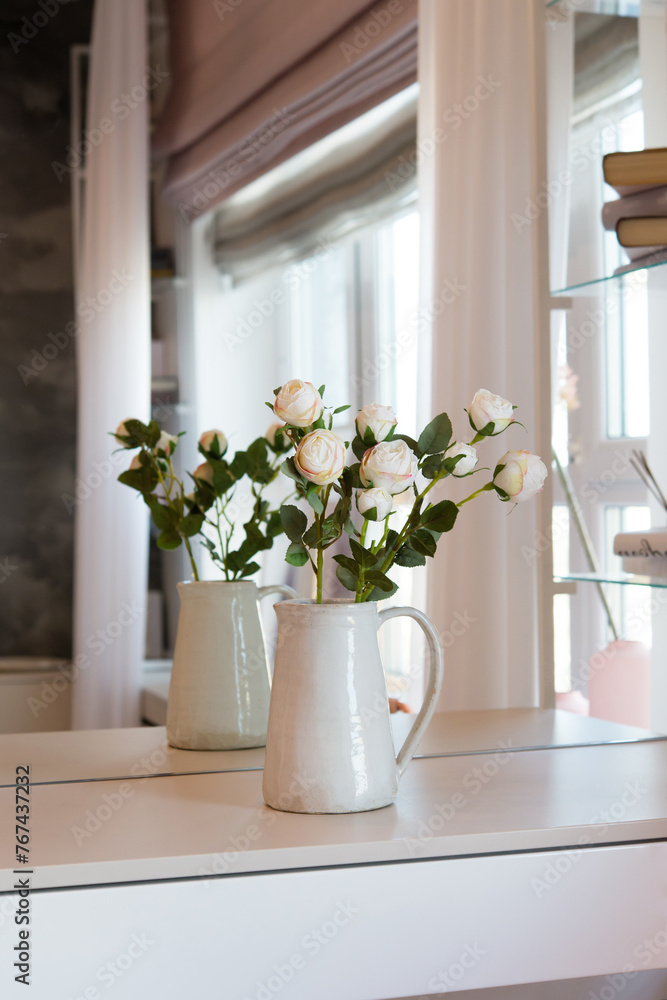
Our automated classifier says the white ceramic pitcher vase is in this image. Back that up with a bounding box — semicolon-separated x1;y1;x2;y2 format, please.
262;599;444;813
166;580;296;751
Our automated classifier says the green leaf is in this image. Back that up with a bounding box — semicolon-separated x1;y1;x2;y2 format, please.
417;413;452;456
286;540;309;567
318;384;325;397
344;517;356;536
118;463;158;495
178;513;204;537
350;538;377;568
333;404;351;414
336;564;358;592
156;528;182;550
345;463;363;489
245;438;274;485
229;451;249;480
265;511;283;538
333;554;360;578
421;454;444;480
306;486;324;515
281;457;308;487
351;436;368;461
239;562;261;578
211;461;235;495
364;580;399;603
410;528;438;558
420;499;459;534
362;425;376;445
273;386;282;396
145;496;179;531
394;543;426;567
280;504;308;543
365;570;394;592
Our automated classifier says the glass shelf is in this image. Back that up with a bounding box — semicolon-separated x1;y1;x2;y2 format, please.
556;572;667;589
551;257;667;297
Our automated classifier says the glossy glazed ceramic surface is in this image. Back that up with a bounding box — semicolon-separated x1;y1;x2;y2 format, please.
262;599;444;813
166;580;296;751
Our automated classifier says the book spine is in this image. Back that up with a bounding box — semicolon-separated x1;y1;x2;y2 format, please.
614;531;667;557
601;185;667;230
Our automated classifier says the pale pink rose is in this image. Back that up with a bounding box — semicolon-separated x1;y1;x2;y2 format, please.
294;429;346;486
469;389;514;434
494;450;547;502
356;403;397;443
356;487;393;520
198;429;227;457
446;441;478;477
360;440;418;495
274;379;323;428
193;462;215;486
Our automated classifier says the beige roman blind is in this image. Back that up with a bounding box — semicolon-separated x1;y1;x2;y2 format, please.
153;0;417;220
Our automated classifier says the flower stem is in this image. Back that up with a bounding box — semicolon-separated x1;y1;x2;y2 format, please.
152;450;199;581
457;482;495;507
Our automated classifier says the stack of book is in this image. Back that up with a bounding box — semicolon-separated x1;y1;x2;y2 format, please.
602;147;667;271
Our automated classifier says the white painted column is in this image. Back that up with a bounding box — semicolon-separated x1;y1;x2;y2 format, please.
418;0;553;710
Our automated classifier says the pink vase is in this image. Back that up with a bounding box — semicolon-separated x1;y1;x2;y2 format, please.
587;640;651;729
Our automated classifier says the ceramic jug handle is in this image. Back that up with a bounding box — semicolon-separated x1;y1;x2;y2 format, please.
258;584;299;602
378;605;444;777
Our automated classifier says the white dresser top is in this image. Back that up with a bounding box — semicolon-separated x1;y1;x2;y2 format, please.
0;716;665;892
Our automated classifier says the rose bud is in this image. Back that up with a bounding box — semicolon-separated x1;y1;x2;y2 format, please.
355;403;397;444
360;439;418;495
129;454;143;471
265;422;290;452
446;441;478;477
294;429;346;486
115;419;136;448
274;379;323;428
153;431;178;458
469;389;515;434
199;429;227;458
192;462;215;486
356;487;393;521
494;450;547;502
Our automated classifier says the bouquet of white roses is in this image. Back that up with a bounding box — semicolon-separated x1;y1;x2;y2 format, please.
269;380;547;603
113;418;289;581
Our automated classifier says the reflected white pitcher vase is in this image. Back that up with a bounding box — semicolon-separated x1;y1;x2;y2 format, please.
166;580;296;751
263;599;444;814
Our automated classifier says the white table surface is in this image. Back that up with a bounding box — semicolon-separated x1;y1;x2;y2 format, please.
1;736;666;892
0;709;660;787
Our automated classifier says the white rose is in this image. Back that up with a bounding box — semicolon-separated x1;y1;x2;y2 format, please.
360;439;418;495
193;462;214;486
294;429;346;486
199;429;227;457
494;450;547;502
469;389;514;434
115;419;135;447
446;441;478;477
274;379;323;428
356;487;393;521
153;431;178;457
356;403;397;443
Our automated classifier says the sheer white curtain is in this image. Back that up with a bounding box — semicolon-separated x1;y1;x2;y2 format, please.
418;0;553;710
72;0;151;728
